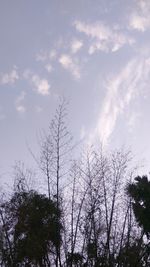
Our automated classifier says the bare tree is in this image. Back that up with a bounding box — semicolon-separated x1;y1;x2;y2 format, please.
39;98;73;266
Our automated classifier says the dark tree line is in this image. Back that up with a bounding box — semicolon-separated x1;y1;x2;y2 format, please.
0;101;149;266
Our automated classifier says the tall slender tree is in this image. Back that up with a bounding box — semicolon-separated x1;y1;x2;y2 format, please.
40;98;73;266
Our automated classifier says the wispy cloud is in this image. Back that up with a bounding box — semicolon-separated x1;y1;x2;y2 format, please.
71;39;83;54
129;0;150;32
15;91;26;113
31;75;50;95
90;56;150;145
74;20;134;54
0;68;19;85
21;69;51;96
36;49;57;62
59;54;80;79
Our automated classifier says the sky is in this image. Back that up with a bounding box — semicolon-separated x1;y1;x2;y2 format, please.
0;0;150;185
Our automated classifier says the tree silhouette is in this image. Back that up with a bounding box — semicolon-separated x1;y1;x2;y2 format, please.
0;102;150;266
127;175;150;238
1;190;62;266
39;98;73;266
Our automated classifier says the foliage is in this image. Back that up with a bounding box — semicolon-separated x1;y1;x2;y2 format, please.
0;190;62;266
127;175;150;238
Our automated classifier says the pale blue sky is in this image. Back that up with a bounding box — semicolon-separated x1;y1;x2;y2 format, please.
0;0;150;183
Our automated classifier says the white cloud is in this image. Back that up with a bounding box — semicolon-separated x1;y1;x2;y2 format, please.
74;20;134;54
71;39;83;53
129;0;150;31
59;54;80;79
59;54;71;68
15;91;26;113
0;68;19;85
23;70;50;96
90;56;150;145
75;20;110;40
31;75;50;95
130;14;149;32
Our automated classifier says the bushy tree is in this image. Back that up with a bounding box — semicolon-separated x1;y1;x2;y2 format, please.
0;190;62;266
127;175;150;238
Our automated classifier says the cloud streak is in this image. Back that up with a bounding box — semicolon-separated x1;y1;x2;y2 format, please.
74;20;134;54
90;55;150;145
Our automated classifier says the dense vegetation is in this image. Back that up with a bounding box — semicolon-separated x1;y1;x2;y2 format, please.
0;101;149;266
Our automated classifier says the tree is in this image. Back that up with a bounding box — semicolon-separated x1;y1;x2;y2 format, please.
39;98;73;266
67;148;135;267
127;175;150;238
1;100;150;266
0;190;62;266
